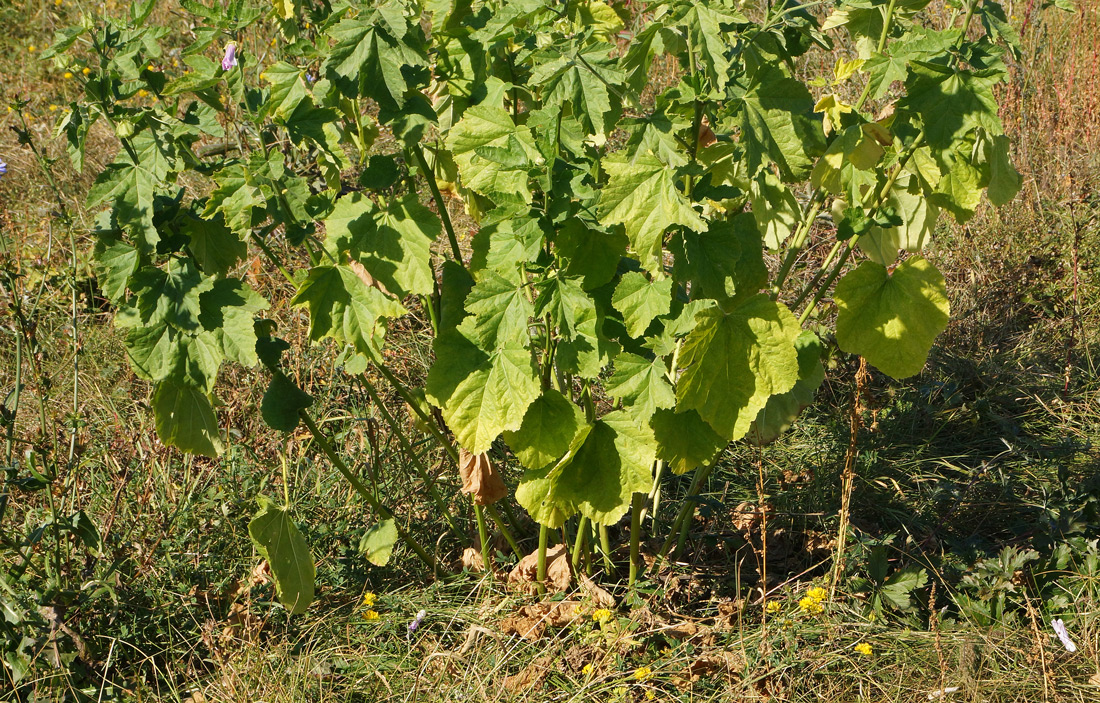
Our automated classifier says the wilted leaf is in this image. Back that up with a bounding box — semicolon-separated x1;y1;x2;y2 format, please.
508;544;572;593
458;449;508;505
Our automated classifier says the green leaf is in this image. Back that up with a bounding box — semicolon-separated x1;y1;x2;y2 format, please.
198;278;269;368
900;62;1003;150
446;104;541;203
605;353;675;420
881;567;928;611
426;317;541;453
982;133;1021;207
153;381;224;457
261;61;311;119
359;518;399;567
612;272;672;338
857;174;938;266
203;165;263;237
528;42;624;137
291;265;408;356
504;389;585;470
464;271;534;348
750;171;802;250
598;152;705;272
183;212;246;277
516;409;657;528
88;127;177;246
92;226;139;302
324;192;438;298
671;213;768;303
747;330;825;445
322;8;427;109
649;408;727;475
470;214;545;281
676;295;801;441
730;64;824;181
556;220;628;291
248;495;316;615
834;257;950;379
262;371;313;432
127;260;208;331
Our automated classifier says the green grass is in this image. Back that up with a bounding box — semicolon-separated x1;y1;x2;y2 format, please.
3;1;1100;701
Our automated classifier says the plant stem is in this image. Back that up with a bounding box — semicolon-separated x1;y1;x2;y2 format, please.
473;501;492;573
412;144;464;266
656;462;715;563
536;523;549;594
358;374;466;541
571;515;589;572
771;192;825;296
298;410;444;576
853;0;900;111
485;504;523;560
598;523;615;576
628;492;645;586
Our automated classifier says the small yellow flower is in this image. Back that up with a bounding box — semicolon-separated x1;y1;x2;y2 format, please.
28;45;37;53
807;586;828;602
64;71;73;79
644;691;656;701
137;89;149;98
592;608;613;623
364;609;380;620
82;67;90;75
798;597;824;615
854;642;873;656
765;600;782;614
49;104;58;111
633;666;654;682
581;664;593;675
361;592;377;608
270;37;278;47
55;0;63;5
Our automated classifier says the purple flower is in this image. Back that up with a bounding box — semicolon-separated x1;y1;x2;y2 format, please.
1051;619;1077;652
0;159;7;179
221;43;238;71
407;609;426;637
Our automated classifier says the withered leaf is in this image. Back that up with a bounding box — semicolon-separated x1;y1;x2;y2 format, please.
459;448;509;506
508;544;572;593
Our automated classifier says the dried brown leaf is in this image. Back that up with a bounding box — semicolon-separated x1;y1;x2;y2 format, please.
579;574;616;608
504;654;555;692
458;449;508;505
508;544;572;593
461;546;487;572
346;259;393;297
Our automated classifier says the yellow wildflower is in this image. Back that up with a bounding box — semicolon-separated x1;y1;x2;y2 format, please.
592;608;613;623
82;67;90;75
28;45;37;53
49;104;58;112
581;664;593;675
807;587;828;602
798;597;824;615
765;600;782;614
56;0;63;5
364;609;380;620
633;666;653;682
137;89;149;98
361;592;377;607
854;642;873;656
644;691;656;701
64;71;73;79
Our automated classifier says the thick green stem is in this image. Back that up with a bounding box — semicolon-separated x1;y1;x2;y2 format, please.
412;144;464;266
473;502;493;573
571;515;589;572
485;504;523;560
598;523;615;576
656;462;715;563
536;523;549;594
771;193;825;296
298;410;443;576
628;492;645;586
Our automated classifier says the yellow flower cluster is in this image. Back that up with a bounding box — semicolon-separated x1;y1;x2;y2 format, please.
798;586;828;615
765;600;782;614
361;592;377;607
364;610;380;620
854;642;873;656
592;608;613;623
633;666;653;681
